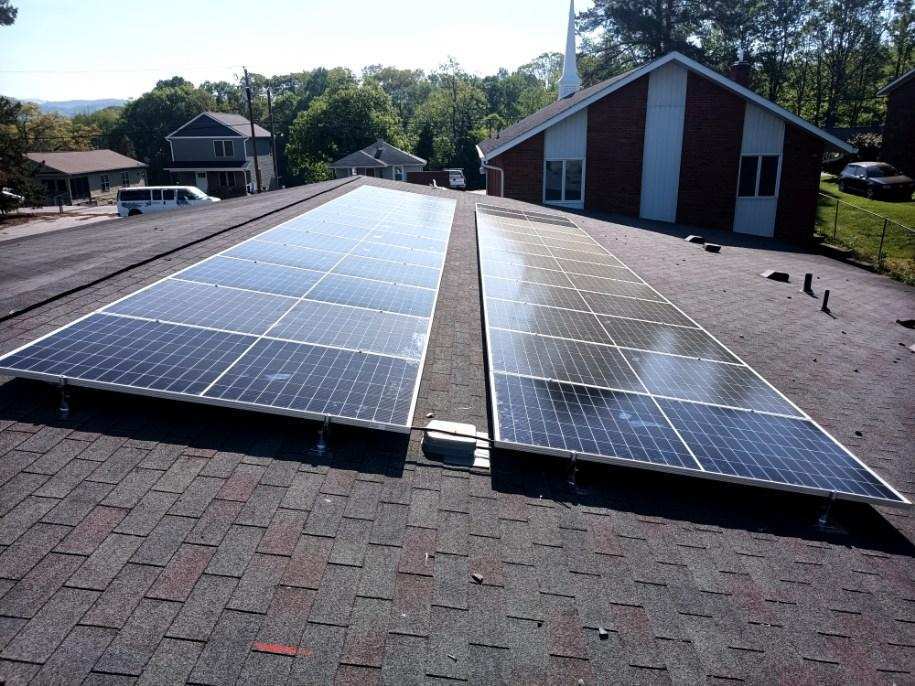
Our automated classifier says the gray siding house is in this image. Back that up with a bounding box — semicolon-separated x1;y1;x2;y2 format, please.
165;112;276;196
328;140;426;180
26;150;147;205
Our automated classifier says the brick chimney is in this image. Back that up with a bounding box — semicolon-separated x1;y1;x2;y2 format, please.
729;48;752;89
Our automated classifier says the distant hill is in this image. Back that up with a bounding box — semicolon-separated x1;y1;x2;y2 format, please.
27;99;127;117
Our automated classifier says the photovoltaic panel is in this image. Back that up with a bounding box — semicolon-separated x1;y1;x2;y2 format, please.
0;185;455;433
476;203;907;507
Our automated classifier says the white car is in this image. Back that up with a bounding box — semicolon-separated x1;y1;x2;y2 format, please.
444;169;466;190
117;186;220;218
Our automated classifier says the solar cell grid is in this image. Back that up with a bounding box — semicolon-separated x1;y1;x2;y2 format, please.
226;240;343;272
0;314;252;396
351;241;444;269
0;185;456;434
366;230;447;253
176;256;323;298
489;329;643;392
484;277;589;311
308;273;435;318
485;298;610;343
269;300;427;360
257;227;359;253
476;203;907;506
204;339;418;426
479;261;573;289
332;255;440;289
104;278;294;336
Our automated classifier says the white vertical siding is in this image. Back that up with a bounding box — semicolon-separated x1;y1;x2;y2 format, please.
733;104;785;237
544;108;587;159
639;62;687;223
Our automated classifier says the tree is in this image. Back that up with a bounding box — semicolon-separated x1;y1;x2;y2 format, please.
580;0;703;66
114;77;214;182
411;61;489;187
17;103;101;152
286;82;406;183
0;0;16;26
0;97;44;210
362;66;430;122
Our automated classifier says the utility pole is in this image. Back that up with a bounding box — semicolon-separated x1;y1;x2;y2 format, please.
243;67;262;193
266;88;280;189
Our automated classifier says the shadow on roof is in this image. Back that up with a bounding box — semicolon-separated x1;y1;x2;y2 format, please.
489;448;915;558
0;379;408;480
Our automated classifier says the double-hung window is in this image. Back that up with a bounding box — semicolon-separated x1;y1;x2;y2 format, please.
120;171;130;187
214;140;234;158
100;175;110;192
544;159;583;203
738;155;780;197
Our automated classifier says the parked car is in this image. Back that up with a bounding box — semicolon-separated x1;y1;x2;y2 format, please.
837;162;914;200
117;186;220;217
445;168;466;190
1;188;24;212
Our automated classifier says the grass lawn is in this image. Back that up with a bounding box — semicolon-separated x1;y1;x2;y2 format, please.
816;176;915;284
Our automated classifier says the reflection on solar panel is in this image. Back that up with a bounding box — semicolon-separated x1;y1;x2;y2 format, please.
476;203;908;507
0;186;455;433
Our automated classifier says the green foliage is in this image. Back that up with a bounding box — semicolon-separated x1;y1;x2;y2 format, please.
848;132;883;160
115;77;214;182
0;97;46;208
0;0;16;26
286;82;405;184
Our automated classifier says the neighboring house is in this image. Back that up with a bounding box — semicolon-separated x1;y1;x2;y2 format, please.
165;112;276;197
26;150;147;205
477;1;853;242
877;67;915;176
328;140;426;180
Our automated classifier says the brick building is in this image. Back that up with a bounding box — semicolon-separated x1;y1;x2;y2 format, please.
877;67;915;176
477;3;853;242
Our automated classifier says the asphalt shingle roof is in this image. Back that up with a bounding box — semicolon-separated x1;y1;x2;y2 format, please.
0;176;912;683
25;150;147;176
329;140;426;168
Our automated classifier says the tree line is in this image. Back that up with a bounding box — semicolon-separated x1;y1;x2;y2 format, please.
2;0;912;204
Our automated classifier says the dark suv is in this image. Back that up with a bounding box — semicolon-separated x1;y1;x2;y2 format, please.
838;162;914;200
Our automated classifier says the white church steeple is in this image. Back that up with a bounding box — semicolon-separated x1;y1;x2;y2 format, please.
557;0;582;99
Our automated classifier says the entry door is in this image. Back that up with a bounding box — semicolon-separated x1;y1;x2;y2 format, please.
195;172;208;193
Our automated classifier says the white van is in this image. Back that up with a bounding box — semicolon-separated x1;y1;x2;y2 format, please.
117;186;220;218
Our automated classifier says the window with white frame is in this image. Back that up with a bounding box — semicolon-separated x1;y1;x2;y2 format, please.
737;155;780;197
544;159;583;203
214;140;235;158
100;175;110;192
121;171;130;187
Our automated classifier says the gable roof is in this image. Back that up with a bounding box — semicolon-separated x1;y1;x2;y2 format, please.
478;51;855;160
167;112;271;139
328;139;426;168
26;149;147;175
877;66;915;96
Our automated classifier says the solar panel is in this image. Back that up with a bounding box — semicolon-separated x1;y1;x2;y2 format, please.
476;203;908;507
0;186;456;433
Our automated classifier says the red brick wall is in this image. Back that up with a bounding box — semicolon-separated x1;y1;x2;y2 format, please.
882;80;915;176
486;133;544;203
774;124;823;243
585;76;649;215
676;72;746;231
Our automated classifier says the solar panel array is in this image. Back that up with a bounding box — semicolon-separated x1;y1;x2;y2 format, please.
476;204;907;507
0;186;456;432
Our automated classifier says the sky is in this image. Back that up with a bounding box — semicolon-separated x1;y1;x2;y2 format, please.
0;0;592;102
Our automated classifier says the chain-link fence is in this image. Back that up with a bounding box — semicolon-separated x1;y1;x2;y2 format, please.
815;193;915;284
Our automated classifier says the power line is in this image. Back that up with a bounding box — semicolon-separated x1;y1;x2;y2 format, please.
0;65;242;75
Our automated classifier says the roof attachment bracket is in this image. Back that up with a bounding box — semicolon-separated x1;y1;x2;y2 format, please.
567;451;579;490
57;377;70;420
